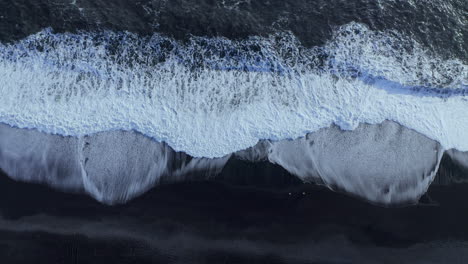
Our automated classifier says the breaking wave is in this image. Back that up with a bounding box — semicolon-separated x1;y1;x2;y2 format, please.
0;22;467;205
0;22;466;157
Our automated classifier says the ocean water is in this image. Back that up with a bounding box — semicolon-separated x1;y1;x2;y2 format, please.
0;1;467;262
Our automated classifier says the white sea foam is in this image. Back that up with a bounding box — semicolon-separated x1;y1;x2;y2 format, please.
0;22;467;158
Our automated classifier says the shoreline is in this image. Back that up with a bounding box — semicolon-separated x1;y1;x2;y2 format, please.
1;121;467;205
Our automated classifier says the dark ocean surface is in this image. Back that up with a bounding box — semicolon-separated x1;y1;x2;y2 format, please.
0;0;466;61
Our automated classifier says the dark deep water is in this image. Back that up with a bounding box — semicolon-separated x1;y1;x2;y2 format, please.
0;0;466;61
1;156;468;264
1;0;468;263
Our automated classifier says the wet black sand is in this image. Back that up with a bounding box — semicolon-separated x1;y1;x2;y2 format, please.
1;157;468;264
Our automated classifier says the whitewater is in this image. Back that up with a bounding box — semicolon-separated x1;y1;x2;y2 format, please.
0;22;467;204
0;22;466;157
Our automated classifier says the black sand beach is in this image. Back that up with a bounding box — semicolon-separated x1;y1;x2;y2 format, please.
1;156;468;264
